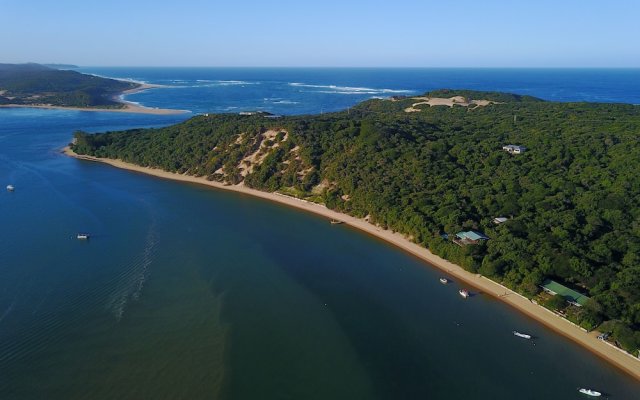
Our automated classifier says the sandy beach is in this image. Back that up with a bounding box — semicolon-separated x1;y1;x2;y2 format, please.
64;146;640;381
0;83;188;115
0;103;188;115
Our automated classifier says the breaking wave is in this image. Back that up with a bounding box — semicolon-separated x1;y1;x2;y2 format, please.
289;82;413;95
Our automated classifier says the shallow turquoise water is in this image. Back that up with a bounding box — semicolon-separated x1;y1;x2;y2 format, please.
1;69;640;399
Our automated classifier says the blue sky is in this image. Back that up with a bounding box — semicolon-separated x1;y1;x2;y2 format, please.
2;0;638;67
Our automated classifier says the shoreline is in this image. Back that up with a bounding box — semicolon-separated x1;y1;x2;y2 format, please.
0;83;189;115
63;146;640;381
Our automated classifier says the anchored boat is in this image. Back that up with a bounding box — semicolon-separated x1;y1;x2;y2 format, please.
459;289;469;298
6;185;14;191
439;277;449;284
513;331;532;339
578;388;601;397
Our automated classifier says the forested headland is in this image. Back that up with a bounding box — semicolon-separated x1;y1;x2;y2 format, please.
71;89;640;354
0;63;138;108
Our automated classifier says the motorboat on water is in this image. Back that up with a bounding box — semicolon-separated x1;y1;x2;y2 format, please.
459;289;469;298
77;233;90;240
439;277;449;284
6;185;14;191
578;388;601;397
513;331;532;339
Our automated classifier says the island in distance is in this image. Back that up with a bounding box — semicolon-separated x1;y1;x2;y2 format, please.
0;63;140;109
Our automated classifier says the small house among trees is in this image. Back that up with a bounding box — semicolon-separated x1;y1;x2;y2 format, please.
454;230;489;245
541;279;589;307
502;144;527;154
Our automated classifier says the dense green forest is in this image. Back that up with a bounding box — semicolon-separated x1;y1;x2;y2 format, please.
0;63;137;108
71;89;640;353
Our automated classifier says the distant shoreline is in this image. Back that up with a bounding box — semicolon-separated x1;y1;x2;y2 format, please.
0;83;189;115
62;146;640;381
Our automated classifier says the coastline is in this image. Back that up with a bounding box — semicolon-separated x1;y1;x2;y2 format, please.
63;146;640;381
0;84;188;115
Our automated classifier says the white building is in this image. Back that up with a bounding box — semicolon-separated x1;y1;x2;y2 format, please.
502;144;527;154
493;217;508;224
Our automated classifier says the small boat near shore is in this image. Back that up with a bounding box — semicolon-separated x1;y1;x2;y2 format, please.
6;184;14;191
77;233;90;240
578;388;601;397
513;331;532;339
330;219;343;225
459;289;469;298
439;277;449;284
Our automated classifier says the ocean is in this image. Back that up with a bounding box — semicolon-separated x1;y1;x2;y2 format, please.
1;68;639;399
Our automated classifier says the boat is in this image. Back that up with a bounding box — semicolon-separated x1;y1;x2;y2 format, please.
6;185;14;191
459;289;469;298
439;277;449;284
513;331;532;339
76;233;90;240
578;388;601;397
330;220;343;225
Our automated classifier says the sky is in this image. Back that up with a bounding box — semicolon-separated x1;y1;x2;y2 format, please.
1;0;639;67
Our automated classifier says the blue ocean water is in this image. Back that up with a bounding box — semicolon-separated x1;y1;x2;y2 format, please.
1;68;640;399
80;67;640;115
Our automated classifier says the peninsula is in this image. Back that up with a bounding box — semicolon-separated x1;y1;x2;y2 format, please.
0;63;184;114
68;90;640;379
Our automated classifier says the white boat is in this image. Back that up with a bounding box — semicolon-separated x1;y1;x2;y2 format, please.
513;331;531;339
6;185;14;191
578;388;601;397
439;277;449;284
459;289;469;298
77;233;90;240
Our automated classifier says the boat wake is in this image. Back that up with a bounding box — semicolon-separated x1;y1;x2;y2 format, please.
0;301;15;325
106;222;157;321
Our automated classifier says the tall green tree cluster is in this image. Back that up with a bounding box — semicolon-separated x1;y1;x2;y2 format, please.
72;90;640;353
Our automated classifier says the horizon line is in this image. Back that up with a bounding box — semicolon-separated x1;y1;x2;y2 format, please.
29;64;640;69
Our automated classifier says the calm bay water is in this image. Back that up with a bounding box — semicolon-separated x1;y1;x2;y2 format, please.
1;69;640;399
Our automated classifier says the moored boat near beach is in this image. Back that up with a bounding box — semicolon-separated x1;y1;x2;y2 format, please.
439;277;448;284
578;388;601;397
513;331;532;339
459;289;469;298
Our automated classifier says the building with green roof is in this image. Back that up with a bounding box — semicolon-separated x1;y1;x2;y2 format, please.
454;230;489;245
541;279;590;307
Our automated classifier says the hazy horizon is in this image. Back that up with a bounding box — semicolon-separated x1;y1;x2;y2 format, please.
3;0;639;68
17;64;640;69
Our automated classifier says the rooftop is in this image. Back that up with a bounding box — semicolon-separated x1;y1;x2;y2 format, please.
541;279;590;307
455;230;490;242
